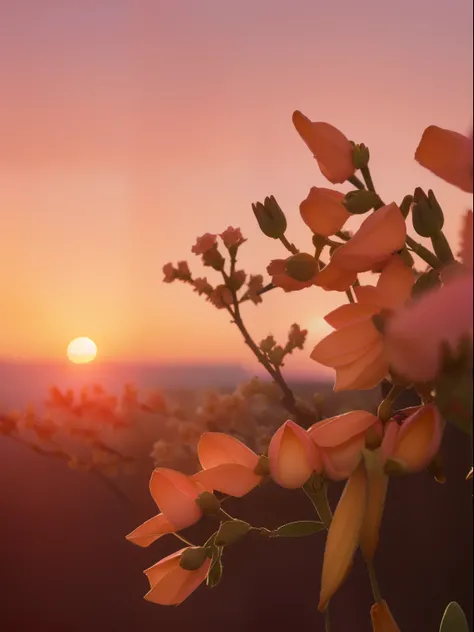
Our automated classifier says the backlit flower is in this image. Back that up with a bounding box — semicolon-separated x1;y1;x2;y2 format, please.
144;548;210;606
311;256;415;391
293;111;355;184
299;187;351;236
268;420;322;488
220;226;244;247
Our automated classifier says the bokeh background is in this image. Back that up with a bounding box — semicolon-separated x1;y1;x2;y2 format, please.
1;1;472;631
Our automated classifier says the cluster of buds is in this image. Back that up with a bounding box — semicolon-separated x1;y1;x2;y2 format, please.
258;323;308;368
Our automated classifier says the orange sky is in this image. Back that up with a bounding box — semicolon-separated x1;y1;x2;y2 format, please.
1;0;472;374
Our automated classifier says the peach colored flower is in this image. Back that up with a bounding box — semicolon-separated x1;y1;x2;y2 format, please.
299;187;351;236
385;211;473;383
144;548;210;605
381;404;444;473
292;111;355;184
192;432;263;497
267;258;318;292
191;233;217;255
370;600;401;632
126;468;205;547
311;256;415;391
308;411;382;480
415;125;473;193
220;226;244;247
314;260;358;292
331;203;407;273
268;420;322;488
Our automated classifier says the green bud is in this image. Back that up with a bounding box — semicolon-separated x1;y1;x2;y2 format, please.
439;602;469;632
252;195;287;239
377;397;393;423
254;454;270;476
352;143;370;169
179;547;209;571
215;520;251;546
412;187;444;237
342;189;382;215
195;491;221;515
284;253;318;282
399;194;413;219
398;247;414;267
431;232;455;265
270;520;325;538
411;269;440;298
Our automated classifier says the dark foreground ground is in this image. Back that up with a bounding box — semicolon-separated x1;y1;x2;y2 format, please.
0;388;472;632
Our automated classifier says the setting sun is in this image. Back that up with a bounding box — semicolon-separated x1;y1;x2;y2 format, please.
66;337;98;364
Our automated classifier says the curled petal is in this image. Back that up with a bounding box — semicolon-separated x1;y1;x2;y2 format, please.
314;260;358;291
309;411;380;448
370;600;401;632
269;420;322;488
332;203;406;272
193;463;262;497
319;463;368;610
324;303;380;329
149;469;203;530
311;319;380;368
415;125;473;193
144;548;211;606
293;111;355;184
384;275;473;382
360;450;388;560
385;404;443;472
197;432;259;470
126;513;175;548
376;256;415;310
300;187;350;236
334;343;387;392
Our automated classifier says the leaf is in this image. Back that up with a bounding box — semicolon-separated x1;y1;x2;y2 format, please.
439;602;469;632
215;520;251;546
206;546;223;588
271;520;325;538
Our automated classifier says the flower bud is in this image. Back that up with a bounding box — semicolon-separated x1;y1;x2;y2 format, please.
202;246;225;271
215;520;251;546
397;247;414;268
252;195;287;239
342;190;382;215
195;491;221;515
179;547;209;571
399;194;413;219
284;253;319;282
411;187;444;237
352;143;370;169
431;232;455;264
411;269;440;298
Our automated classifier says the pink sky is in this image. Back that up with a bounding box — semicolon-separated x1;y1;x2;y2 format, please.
1;0;472;375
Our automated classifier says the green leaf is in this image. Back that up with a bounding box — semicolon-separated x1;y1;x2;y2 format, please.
439;602;469;632
271;520;325;538
215;520;251;546
206;546;223;588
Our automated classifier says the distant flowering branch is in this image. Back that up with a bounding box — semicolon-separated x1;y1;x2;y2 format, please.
148;111;473;630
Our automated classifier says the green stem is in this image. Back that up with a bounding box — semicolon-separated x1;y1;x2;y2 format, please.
279;235;299;255
345;287;355;304
360;165;375;192
324;606;331;632
366;559;383;603
348;175;366;190
173;532;196;547
406;235;442;270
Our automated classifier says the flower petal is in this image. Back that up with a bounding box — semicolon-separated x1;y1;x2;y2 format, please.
376;256;415;309
197;432;259;470
415;125;473;193
126;513;175;548
300;187;350;236
314;260;358;291
360;450;388;560
333;343;387;392
269;420;322;488
149;469;203;530
318;463;368;610
370;600;401;632
192;463;262;497
309;411;380;448
311;319;380;368
354;285;382;307
324;303;379;329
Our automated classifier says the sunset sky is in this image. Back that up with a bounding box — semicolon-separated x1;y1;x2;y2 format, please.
1;0;472;375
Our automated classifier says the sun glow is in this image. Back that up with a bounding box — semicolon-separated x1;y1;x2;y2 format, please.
67;337;98;364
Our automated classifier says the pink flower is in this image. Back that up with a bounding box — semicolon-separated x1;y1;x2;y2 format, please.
191;233;217;255
385;211;473;383
311;256;415;391
268;420;322;488
292;111;355;184
126;469;205;547
192;432;263;497
331;203;407;273
220;226;244;248
143;548;210;605
267;258;318;292
308;411;382;480
415;126;473;193
300;187;351;237
381;405;444;473
162;263;177;283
